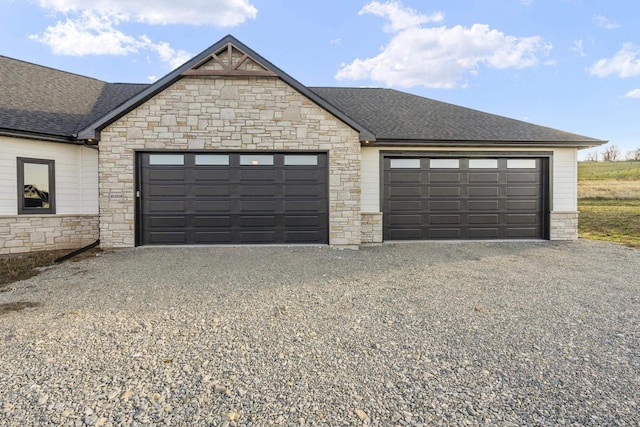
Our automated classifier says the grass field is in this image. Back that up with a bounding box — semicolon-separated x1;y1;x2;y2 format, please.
578;160;640;180
578;161;640;248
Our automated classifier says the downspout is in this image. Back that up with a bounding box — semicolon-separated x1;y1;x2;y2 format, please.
54;240;100;263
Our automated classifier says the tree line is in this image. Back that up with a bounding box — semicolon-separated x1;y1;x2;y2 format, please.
584;146;640;162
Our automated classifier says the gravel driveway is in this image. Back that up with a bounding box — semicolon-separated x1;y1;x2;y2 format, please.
1;240;638;426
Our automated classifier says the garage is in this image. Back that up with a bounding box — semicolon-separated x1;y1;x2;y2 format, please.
137;152;328;245
383;155;548;240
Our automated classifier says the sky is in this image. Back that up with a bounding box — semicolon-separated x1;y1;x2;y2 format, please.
1;0;639;160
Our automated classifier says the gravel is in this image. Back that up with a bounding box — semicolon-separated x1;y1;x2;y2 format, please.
0;239;639;426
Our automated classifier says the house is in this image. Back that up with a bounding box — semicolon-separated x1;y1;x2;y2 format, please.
0;35;605;255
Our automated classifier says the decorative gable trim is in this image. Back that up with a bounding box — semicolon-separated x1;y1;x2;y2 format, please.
181;42;277;77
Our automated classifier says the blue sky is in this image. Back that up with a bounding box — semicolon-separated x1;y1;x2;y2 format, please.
1;0;639;159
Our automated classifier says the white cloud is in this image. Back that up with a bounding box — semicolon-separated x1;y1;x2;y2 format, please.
29;11;141;56
624;89;640;99
29;11;194;69
336;1;551;89
571;39;586;57
588;43;640;78
28;0;257;70
594;14;619;30
144;38;193;69
359;1;444;33
37;0;258;27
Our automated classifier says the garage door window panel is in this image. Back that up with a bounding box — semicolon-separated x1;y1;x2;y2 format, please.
240;154;274;166
469;159;498;169
430;159;460;169
284;155;318;166
390;158;421;169
149;154;184;165
195;154;229;165
507;159;537;169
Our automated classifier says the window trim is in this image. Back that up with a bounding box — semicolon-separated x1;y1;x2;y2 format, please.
17;157;55;215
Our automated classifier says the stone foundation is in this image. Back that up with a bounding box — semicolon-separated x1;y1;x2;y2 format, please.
0;215;99;255
361;212;383;243
550;211;579;240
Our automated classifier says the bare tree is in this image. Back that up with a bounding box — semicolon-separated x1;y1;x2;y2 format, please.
584;150;599;162
602;145;621;162
626;148;640;161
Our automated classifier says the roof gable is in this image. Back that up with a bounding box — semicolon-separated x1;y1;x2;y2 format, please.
78;35;375;141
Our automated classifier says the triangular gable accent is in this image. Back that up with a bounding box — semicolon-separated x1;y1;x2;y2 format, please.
182;42;277;77
77;35;376;142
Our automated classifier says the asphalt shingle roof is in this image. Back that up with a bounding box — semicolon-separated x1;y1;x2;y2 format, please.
310;87;602;144
0;53;602;146
0;55;147;139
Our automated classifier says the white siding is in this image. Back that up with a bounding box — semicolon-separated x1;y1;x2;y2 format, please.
361;146;579;213
0;136;99;215
361;146;380;212
551;148;577;211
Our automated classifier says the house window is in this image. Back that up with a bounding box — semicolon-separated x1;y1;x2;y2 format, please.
17;158;55;214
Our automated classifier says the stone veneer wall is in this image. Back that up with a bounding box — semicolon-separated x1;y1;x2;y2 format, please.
0;215;99;255
361;212;383;244
549;211;579;240
99;77;361;248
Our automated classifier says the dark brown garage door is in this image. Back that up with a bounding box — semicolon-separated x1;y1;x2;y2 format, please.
137;152;328;245
383;156;548;240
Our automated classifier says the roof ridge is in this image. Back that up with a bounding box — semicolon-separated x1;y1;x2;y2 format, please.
107;82;151;86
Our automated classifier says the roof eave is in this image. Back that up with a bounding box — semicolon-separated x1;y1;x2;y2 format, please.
365;139;608;149
0;128;79;144
78;35;376;142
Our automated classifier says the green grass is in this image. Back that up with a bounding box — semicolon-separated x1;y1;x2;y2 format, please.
578;198;640;248
578;161;640;248
578;160;640;181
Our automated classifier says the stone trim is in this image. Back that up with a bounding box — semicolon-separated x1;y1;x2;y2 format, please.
550;211;578;241
0;214;99;255
361;212;383;243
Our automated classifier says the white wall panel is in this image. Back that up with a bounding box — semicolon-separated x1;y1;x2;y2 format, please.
0;136;99;215
361;146;380;212
551;148;577;211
